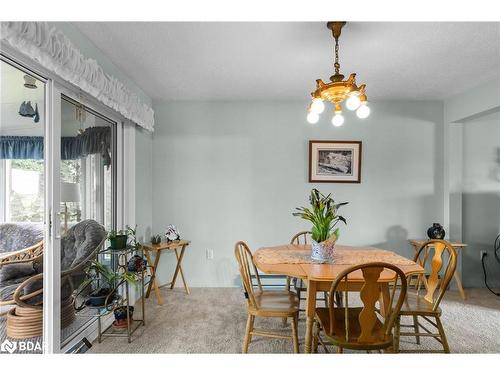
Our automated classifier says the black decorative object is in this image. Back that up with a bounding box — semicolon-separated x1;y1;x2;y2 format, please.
427;223;445;239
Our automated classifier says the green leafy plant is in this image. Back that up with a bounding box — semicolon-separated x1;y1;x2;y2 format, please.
293;189;348;243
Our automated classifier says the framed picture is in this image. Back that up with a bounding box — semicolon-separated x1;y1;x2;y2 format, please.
309;140;362;183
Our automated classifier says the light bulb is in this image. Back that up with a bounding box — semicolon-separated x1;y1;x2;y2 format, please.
306;111;319;124
331;113;344;127
345;95;361;111
310;98;325;114
356;103;371;119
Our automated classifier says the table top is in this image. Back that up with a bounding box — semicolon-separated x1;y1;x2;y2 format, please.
254;244;424;282
142;240;190;251
409;239;467;248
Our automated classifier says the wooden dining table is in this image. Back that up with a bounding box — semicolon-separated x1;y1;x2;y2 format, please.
253;244;424;353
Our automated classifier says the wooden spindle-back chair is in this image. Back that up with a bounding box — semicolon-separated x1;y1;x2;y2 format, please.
314;262;407;353
290;231;330;310
394;239;457;353
234;241;300;353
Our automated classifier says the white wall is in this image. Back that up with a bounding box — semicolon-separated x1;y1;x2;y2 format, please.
152;100;444;287
462;111;500;287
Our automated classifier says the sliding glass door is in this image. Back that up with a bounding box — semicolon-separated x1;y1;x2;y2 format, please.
1;50;125;353
58;95;116;348
0;57;46;353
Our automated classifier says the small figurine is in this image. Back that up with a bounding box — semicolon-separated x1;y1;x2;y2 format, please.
165;225;180;242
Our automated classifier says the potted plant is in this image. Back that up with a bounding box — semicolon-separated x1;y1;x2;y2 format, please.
83;260;138;307
113;305;134;328
108;229;128;250
293;189;348;262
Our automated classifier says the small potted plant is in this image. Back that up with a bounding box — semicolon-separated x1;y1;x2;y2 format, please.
113;305;134;328
293;189;348;262
108;229;128;250
82;260;138;307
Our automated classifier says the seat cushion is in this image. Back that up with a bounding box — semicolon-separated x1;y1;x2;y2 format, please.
251;290;299;315
316;307;392;349
0;222;43;253
0;262;36;283
398;292;441;316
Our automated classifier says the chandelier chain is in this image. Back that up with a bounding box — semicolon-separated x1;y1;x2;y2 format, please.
334;37;340;75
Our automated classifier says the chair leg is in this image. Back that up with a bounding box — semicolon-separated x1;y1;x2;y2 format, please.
312;320;319;353
291;314;299;353
297;288;301;310
393;316;401;353
435;316;450;353
413;315;420;344
337;346;343;354
323;292;329;308
335;291;343;307
286;276;291;291
242;314;254;353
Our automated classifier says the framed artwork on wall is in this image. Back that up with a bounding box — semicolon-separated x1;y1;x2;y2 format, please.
309;140;362;183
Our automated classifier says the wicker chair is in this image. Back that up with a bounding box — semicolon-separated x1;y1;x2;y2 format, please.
0;220;106;338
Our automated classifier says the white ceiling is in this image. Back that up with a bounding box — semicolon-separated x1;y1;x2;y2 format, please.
73;22;500;102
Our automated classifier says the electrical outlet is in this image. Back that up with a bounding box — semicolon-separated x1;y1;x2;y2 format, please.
206;249;214;260
480;250;487;260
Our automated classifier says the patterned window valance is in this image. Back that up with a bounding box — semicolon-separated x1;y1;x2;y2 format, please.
1;22;154;131
0;126;112;165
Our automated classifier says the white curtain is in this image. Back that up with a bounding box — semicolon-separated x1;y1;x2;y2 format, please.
1;22;154;131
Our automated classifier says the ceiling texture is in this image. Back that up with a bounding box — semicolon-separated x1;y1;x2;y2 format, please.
73;22;498;101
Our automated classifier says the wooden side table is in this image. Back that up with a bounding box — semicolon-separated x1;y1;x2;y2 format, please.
142;240;191;305
409;239;467;300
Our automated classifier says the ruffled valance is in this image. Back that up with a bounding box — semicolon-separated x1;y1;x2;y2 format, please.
1;126;111;165
1;22;154;131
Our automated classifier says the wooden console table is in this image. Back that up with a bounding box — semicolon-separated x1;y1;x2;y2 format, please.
409;239;467;300
142;240;191;305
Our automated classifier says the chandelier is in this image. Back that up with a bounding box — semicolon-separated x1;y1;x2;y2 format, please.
307;22;370;126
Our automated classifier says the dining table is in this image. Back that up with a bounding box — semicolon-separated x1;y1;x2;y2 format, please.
253;243;424;353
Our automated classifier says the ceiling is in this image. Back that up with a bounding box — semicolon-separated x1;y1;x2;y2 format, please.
74;22;500;102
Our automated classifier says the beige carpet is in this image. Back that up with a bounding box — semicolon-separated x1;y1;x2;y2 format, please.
88;287;500;354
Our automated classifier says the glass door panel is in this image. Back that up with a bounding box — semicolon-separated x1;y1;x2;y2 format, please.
59;96;116;347
0;58;46;353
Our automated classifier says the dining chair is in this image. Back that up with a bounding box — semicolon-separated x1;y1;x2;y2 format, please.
290;231;331;310
234;241;300;353
313;262;407;353
394;239;457;353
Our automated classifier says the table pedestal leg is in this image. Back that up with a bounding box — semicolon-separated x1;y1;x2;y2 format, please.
379;283;390;317
304;280;317;353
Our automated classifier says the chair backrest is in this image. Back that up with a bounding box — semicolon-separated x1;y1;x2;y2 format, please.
290;231;312;245
328;262;407;345
413;239;457;310
234;241;262;310
0;222;43;253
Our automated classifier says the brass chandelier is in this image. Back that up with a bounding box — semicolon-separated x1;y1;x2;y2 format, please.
307;22;370;126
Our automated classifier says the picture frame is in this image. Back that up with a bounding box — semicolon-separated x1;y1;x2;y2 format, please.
309;140;362;183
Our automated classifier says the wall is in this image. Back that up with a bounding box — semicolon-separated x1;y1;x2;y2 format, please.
152;100;444;287
445;78;500;288
135;127;153;242
462;111;500;287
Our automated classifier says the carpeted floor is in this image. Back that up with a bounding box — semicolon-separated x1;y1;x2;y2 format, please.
88;287;500;354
